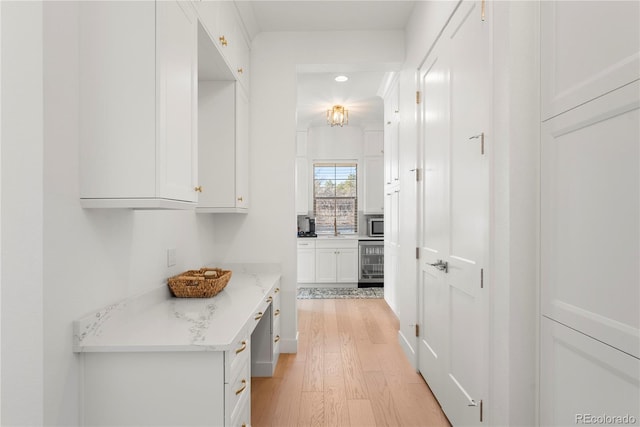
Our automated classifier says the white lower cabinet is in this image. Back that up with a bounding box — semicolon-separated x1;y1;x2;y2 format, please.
79;277;282;426
251;288;281;377
225;342;251;426
540;317;640;426
315;239;358;283
297;240;316;283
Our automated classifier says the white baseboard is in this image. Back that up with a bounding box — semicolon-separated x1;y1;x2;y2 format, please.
296;283;357;289
279;333;298;353
398;330;417;370
251;360;276;377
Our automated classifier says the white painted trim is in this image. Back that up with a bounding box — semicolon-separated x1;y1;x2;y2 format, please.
279;335;298;354
397;330;417;370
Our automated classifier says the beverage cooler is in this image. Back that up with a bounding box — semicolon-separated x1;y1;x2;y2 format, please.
358;240;384;287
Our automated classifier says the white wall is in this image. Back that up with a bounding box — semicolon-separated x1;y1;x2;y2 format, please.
1;2;44;425
212;30;403;352
0;3;218;425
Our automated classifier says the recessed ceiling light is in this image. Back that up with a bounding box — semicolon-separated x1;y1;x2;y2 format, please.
334;75;349;82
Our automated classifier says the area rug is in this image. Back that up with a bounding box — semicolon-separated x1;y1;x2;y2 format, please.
297;287;384;299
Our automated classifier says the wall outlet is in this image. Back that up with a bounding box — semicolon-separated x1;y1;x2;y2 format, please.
167;248;177;267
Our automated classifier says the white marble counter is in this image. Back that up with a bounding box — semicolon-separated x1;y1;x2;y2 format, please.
73;269;281;353
299;234;383;241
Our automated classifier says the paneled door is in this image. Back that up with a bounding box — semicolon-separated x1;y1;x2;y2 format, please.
418;1;490;425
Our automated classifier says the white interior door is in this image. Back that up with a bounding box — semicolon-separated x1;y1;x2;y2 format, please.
418;1;490;425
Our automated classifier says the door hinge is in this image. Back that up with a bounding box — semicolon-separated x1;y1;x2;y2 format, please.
480;399;484;422
415;324;420;337
416;247;420;259
480;268;484;288
416;91;421;104
416;168;421;182
481;0;486;21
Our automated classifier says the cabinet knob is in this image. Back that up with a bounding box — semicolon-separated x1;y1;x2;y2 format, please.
237;67;244;74
219;35;228;47
275;287;280;293
237;196;244;202
194;186;203;192
266;296;273;303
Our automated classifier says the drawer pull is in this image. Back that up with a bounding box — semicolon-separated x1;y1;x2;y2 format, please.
274;335;280;343
254;312;263;320
274;309;280;316
275;287;280;293
235;340;247;354
235;379;247;395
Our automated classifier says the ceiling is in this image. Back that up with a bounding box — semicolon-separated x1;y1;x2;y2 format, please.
238;1;416;129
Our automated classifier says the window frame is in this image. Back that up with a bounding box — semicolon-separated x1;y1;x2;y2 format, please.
312;162;358;235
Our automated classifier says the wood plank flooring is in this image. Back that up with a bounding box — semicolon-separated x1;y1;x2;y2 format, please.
251;298;451;427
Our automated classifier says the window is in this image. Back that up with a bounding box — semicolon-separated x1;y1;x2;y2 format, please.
313;163;358;234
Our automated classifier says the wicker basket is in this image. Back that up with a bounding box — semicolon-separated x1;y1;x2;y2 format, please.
168;268;232;298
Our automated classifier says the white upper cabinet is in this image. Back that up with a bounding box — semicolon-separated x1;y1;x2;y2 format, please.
541;1;640;120
197;81;249;213
295;158;309;215
364;157;384;215
80;1;198;209
364;131;384;214
384;81;400;186
364;131;384;157
193;0;250;92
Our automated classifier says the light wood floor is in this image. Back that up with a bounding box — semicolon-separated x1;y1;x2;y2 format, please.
251;298;451;427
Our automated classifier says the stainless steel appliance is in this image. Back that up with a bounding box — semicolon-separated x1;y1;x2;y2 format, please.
358;239;384;286
298;217;317;237
368;218;384;237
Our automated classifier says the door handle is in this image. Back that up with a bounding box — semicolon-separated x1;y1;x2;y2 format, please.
428;259;448;273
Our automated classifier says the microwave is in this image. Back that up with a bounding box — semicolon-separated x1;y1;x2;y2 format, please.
368;218;384;237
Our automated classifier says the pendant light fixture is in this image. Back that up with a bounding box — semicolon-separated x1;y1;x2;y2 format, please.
327;105;348;127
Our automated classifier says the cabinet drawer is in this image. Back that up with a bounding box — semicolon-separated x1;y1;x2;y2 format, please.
315;239;358;249
225;335;250;383
225;356;250;423
297;239;316;249
230;387;251;427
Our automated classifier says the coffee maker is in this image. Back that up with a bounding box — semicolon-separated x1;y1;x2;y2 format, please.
298;217;317;237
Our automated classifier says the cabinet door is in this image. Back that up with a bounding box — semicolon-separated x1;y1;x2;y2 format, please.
364;156;384;214
197;81;248;213
297;248;315;283
79;2;157;201
235;87;249;209
364;131;384;157
541;1;640;120
540;317;640;427
156;0;198;202
295;158;309;215
336;248;358;283
384;82;400;185
541;81;639;358
197;81;236;209
315;248;338;283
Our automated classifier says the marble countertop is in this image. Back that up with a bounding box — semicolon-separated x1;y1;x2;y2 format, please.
73;268;281;353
